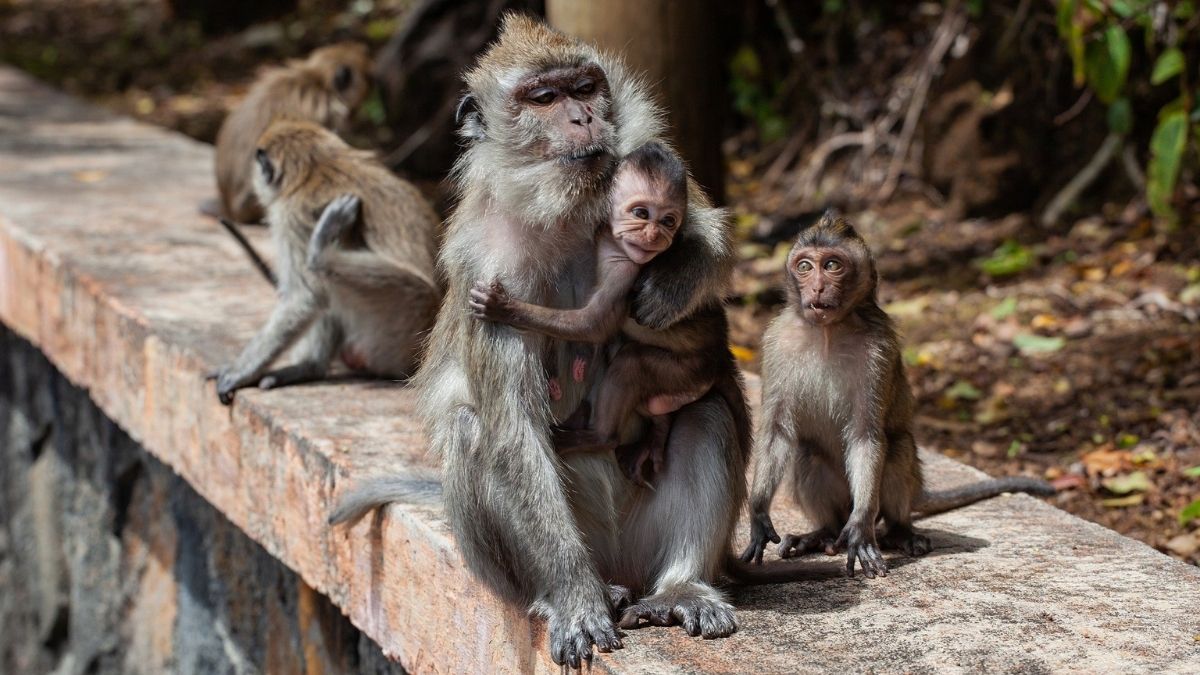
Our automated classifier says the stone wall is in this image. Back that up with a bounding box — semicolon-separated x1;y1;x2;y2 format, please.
0;327;402;675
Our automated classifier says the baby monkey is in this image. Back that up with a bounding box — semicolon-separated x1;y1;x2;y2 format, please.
470;142;723;482
741;212;1054;577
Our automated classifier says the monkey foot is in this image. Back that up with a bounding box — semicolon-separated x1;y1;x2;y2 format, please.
607;584;635;612
571;355;587;383
880;525;933;557
778;529;838;559
542;603;623;669
618;587;738;639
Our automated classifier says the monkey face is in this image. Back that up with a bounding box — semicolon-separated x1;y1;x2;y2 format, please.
251;147;281;205
510;64;616;168
787;246;862;325
610;171;682;264
310;42;373;112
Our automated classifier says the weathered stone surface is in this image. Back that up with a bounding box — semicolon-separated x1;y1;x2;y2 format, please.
1;66;1198;673
0;328;402;675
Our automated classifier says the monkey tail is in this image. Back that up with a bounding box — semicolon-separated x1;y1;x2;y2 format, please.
218;218;277;286
328;474;443;527
723;555;842;585
915;477;1055;518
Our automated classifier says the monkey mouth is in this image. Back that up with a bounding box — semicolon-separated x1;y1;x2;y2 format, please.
564;146;606;162
809;301;836;312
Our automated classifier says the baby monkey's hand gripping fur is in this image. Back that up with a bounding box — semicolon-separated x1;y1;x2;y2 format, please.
741;212;1055;578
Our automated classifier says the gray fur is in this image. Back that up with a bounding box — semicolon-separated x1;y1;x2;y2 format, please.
327;475;443;526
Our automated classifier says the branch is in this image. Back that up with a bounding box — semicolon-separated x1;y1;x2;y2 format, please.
1040;132;1123;227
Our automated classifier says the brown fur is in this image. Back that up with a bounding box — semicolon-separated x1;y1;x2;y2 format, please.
214;42;372;223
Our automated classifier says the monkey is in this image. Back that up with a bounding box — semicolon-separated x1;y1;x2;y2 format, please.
467;141;729;483
329;15;750;668
211;42;372;224
210;119;441;405
740;212;1056;578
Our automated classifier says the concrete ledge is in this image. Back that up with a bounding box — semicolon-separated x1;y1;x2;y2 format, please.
1;67;1198;673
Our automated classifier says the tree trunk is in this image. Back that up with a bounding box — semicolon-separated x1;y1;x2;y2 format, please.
546;0;727;203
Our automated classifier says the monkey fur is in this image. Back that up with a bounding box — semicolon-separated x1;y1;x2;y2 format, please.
741;211;1055;578
211;119;440;404
331;15;750;668
213;42;372;224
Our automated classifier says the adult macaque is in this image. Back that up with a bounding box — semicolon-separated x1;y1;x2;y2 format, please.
468;141;731;483
212;42;372;223
741;212;1055;577
332;15;747;668
211;120;440;404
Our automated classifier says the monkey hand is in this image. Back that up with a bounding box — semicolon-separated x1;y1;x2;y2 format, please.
468;279;515;324
739;511;781;565
211;365;255;406
306;193;362;271
537;595;624;669
836;520;888;579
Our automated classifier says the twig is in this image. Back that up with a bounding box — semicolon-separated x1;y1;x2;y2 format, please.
877;8;967;201
1120;143;1145;190
1040;132;1123;227
788;130;873;204
765;0;804;58
1053;89;1093;126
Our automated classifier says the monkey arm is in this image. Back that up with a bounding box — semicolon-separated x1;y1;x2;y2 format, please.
837;379;889;578
740;414;792;565
469;260;639;343
215;289;323;404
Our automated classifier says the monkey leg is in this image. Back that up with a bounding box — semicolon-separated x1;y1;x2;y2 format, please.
783;453;850;559
878;432;932;557
617;394;739;639
214;290;321;405
615;415;671;486
306;193;361;269
257;315;342;390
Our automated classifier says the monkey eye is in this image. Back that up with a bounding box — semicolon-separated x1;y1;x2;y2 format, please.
796;260;813;273
574;79;596;96
660;214;677;229
632;206;650;220
824;259;843;272
255;148;275;184
528;88;557;105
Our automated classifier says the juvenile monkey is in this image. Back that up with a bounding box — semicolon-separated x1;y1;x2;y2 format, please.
212;42;372;223
741;212;1054;577
468;141;727;482
211;119;440;404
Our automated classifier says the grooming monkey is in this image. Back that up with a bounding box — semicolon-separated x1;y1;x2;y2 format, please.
468;141;734;483
212;42;372;223
332;16;750;668
211;119;440;404
741;212;1055;577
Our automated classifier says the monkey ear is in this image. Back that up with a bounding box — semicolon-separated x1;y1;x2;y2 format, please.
334;65;354;92
455;93;486;141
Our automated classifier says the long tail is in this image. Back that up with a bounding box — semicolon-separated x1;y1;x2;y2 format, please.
218;218;276;286
915;476;1054;518
723;555;843;585
328;474;443;526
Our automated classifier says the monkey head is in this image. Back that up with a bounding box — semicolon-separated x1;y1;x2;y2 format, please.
455;15;623;207
307;42;373;116
610;142;687;264
786;212;878;326
252;120;346;206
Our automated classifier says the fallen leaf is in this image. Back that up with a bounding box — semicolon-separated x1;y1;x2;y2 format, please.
990;297;1018;320
1184;466;1200;478
1116;433;1139;449
729;344;756;362
1101;494;1144;508
1164;533;1199;557
1081;447;1130;475
1006;440;1023;458
1013;333;1066;355
885;297;929;317
1030;313;1059;329
1130;447;1157;465
1180;499;1200;526
944;380;983;401
1101;471;1152;495
1051;474;1087;490
73;170;108;183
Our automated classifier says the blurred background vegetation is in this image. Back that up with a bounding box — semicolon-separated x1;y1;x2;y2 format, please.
1;0;1197;564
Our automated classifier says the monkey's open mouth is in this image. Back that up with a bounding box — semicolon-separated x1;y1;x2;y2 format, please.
809;302;836;312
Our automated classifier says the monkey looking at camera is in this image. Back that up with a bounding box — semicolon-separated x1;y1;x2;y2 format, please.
468;141;732;483
741;212;1055;577
210;119;440;404
212;42;372;223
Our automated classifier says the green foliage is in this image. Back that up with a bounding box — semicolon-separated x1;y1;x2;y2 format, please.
977;241;1034;277
1056;0;1196;224
1013;333;1066;355
730;46;790;143
1180;498;1200;526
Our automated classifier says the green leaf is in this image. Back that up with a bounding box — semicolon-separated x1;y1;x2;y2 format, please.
1116;433;1139;449
990;297;1019;320
1058;0;1086;86
977;241;1034;277
1013;333;1066;355
1107;97;1132;134
1180;499;1200;525
1084;25;1131;103
1151;48;1185;85
1184;466;1200;478
1102;471;1151;494
1147;110;1189;221
945;380;983;401
1006;440;1023;458
1109;0;1135;17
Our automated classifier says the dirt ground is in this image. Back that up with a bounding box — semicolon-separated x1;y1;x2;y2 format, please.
2;0;1198;566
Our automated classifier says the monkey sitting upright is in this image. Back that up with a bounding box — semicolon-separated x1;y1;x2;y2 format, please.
468;142;735;484
212;42;372;223
210;119;441;404
741;212;1054;577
